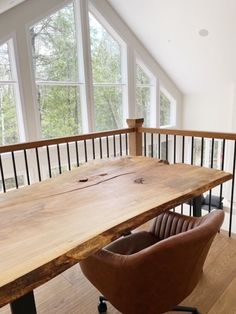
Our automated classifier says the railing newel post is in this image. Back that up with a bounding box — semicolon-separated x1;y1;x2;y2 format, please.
126;118;144;156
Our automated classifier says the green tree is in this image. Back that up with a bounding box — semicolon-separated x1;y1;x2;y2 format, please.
89;13;123;131
160;91;171;126
0;42;19;144
31;3;81;138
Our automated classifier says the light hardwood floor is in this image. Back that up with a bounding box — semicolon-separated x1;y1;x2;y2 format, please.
1;232;236;314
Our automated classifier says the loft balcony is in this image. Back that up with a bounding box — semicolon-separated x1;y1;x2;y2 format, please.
0;119;236;314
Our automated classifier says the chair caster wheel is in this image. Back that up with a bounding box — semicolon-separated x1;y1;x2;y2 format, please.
98;302;107;313
98;296;107;313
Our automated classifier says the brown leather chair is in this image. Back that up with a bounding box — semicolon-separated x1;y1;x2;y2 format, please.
80;210;224;314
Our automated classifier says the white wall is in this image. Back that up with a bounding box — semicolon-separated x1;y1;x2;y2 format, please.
183;85;234;132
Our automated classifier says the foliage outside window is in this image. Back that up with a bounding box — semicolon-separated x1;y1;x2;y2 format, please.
0;41;20;144
89;13;123;131
136;64;153;127
30;3;82;139
193;138;222;168
160;91;171;127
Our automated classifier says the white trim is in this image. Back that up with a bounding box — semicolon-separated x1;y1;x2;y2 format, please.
75;0;95;132
8;38;26;142
126;47;136;119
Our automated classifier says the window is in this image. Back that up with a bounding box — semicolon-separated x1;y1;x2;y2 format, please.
0;40;21;144
193;139;222;169
30;3;82;138
89;12;124;131
160;89;176;127
136;63;153;127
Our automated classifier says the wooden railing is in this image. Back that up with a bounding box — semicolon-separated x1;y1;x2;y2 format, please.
0;118;236;236
137;124;236;237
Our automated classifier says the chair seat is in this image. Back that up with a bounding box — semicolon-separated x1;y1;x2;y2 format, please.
105;231;159;255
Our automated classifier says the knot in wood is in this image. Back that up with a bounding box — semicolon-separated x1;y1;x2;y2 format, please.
134;177;144;184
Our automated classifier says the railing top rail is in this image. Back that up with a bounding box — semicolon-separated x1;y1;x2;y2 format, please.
0;128;135;154
139;127;236;141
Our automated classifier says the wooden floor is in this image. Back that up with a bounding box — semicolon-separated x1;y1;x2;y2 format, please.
1;232;236;314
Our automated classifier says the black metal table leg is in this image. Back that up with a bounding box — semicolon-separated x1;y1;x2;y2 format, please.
193;195;202;217
10;291;37;314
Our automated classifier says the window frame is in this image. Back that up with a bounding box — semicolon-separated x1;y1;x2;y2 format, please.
160;86;177;128
88;3;128;130
135;57;157;127
0;37;25;143
28;0;86;139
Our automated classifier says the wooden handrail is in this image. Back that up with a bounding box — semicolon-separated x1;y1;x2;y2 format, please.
0;128;135;154
139;127;236;141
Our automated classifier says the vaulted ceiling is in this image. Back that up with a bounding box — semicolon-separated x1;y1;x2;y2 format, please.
0;0;25;14
108;0;236;94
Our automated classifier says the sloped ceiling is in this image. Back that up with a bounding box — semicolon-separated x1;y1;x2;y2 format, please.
0;0;26;15
108;0;236;94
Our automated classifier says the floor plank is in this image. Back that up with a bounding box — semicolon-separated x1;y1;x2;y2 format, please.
1;233;236;314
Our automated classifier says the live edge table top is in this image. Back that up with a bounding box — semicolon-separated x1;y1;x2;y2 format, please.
0;156;232;307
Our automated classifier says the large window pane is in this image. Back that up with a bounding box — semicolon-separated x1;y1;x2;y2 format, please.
89;13;121;84
31;3;78;82
38;85;81;138
0;43;11;81
94;86;122;131
0;85;19;144
136;87;151;126
31;3;83;138
160;91;171;126
136;64;150;85
136;63;152;126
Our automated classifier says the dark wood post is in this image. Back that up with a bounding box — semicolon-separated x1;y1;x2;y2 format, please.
126;118;144;156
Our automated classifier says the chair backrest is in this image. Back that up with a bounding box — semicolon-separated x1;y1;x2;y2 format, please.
80;210;224;314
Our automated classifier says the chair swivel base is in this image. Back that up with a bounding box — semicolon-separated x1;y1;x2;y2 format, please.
98;296;107;313
97;296;200;314
173;305;200;314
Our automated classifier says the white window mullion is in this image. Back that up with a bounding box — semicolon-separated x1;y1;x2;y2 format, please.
126;47;136;119
75;0;95;133
8;39;26;142
154;77;160;128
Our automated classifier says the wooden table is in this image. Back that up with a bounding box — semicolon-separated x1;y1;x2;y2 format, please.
0;156;232;313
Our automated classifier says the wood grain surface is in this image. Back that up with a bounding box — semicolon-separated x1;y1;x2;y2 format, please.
0;156;232;307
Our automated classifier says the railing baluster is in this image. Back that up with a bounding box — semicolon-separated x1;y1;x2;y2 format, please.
125;133;128;155
208;138;215;212
66;143;71;171
165;134;168;161
57;144;62;174
46;146;52;178
173;135;176;164
119;134;122;156
191;137;194;165
144;133;147;157
99;138;103;159
0;154;6;193
182;136;185;163
35;148;41;182
92;139;95;160
113;135;116;157
151;133;154;158
24;149;30;185
229;140;236;237
181;136;185;213
11;151;18;189
84;140;88;162
201;137;204;167
75;141;80;167
158;133;161;159
219;139;226;207
106;137;109;158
